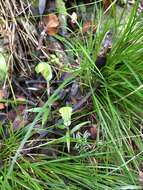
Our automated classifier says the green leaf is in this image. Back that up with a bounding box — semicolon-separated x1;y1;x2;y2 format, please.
66;130;70;153
70;121;90;134
42;108;50;126
50;54;60;65
0;53;8;82
26;107;43;113
56;0;67;15
57;124;66;130
35;62;52;81
59;106;72;127
26;107;50;126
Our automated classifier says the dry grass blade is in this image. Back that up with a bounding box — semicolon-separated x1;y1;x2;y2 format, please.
0;0;39;76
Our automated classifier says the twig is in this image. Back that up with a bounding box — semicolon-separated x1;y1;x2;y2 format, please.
73;91;92;112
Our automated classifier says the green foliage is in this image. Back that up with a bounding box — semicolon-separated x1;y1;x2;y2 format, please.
56;0;67;15
59;106;72;127
0;53;8;83
1;1;143;190
59;106;73;152
35;62;52;82
50;54;60;65
27;107;50;127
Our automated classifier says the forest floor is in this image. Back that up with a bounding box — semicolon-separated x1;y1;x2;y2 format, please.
0;0;143;189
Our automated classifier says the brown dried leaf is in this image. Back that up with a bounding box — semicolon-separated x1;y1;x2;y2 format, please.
0;103;5;110
13;115;28;131
43;14;59;36
0;89;5;110
89;124;98;140
0;89;4;99
103;0;111;10
139;171;143;183
82;20;96;33
12;105;28;131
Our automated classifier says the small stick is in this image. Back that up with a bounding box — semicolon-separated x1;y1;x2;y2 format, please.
73;91;92;112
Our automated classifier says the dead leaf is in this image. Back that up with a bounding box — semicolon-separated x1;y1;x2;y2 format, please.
103;0;111;10
0;103;5;110
13;115;28;131
82;20;96;33
0;89;4;98
43;14;59;36
89;124;98;140
12;105;28;131
7;110;16;121
139;171;143;184
0;89;5;110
